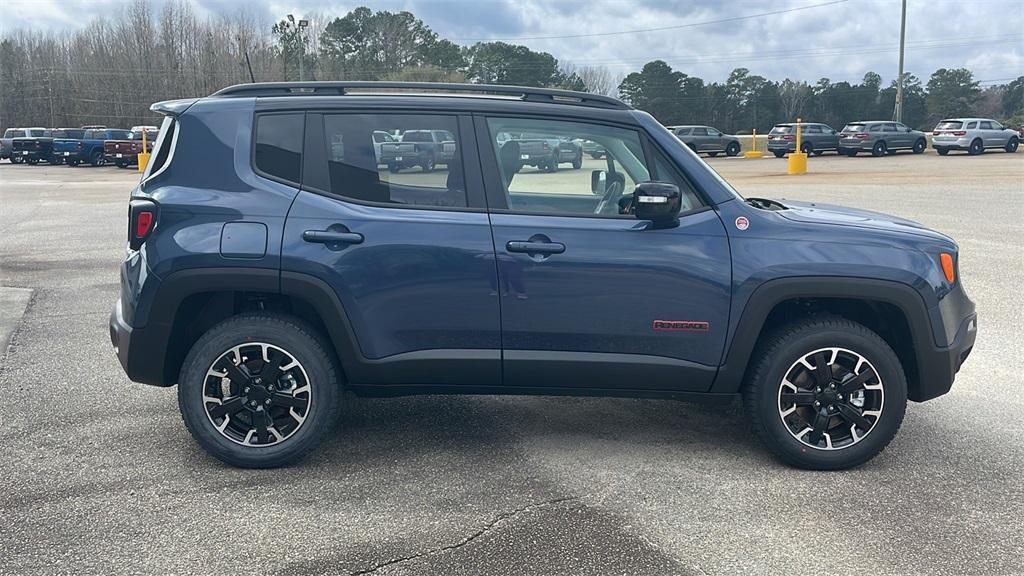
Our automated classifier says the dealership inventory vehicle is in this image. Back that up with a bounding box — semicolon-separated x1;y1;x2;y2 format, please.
668;125;742;157
931;118;1019;155
838;121;928;157
104;129;158;168
47;128;86;164
767;123;839;157
378;128;455;172
577;139;606;159
10;129;58;165
496;131;583;172
110;82;977;470
54;127;132;166
2;127;47;162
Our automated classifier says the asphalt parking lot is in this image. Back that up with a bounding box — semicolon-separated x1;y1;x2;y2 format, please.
1;150;1022;575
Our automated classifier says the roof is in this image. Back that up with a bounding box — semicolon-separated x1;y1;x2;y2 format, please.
209;81;630;111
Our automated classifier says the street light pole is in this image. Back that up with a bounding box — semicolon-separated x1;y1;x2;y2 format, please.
894;0;907;122
299;20;309;82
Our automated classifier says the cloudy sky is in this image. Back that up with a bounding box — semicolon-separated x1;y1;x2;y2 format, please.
2;0;1021;85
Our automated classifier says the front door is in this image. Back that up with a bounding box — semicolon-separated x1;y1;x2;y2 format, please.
478;115;731;392
282;111;501;387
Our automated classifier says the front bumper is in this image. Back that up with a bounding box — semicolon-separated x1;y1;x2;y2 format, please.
913;312;977;402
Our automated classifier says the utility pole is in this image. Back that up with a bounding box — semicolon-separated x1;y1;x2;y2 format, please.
894;0;907;122
288;14;309;82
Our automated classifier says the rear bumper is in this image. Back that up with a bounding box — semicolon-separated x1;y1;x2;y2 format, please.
57;150;86;161
110;296;171;387
932;137;971;149
105;152;138;163
12;150;50;160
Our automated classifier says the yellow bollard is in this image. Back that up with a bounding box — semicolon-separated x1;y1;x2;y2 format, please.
787;117;807;174
744;128;764;158
137;128;151;172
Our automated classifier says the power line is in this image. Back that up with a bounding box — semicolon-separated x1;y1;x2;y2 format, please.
452;0;851;41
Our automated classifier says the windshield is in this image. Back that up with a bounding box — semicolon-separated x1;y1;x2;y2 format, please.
842;124;867;133
27;129;45;137
936;121;963;130
52;129;84;139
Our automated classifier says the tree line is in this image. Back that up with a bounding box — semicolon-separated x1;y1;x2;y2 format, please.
1;1;1021;133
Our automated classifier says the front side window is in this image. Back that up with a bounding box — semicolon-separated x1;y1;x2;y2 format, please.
486;116;700;217
674;128;691;136
706;127;722;137
254;113;303;184
321;114;465;208
691;127;708;136
979;121;993;130
804;125;821;134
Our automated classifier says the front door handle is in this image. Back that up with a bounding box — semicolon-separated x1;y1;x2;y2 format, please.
303;230;364;245
506;240;565;255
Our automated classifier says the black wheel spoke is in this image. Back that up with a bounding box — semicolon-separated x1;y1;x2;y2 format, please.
208;397;246;419
812;351;832;386
271;392;306;409
260;349;287;384
839;369;874;394
217;358;251;385
781;390;816;406
836;404;873;431
807;409;830;445
254;409;272;444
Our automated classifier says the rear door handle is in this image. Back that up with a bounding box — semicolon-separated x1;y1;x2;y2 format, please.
302;230;364;245
506;240;565;255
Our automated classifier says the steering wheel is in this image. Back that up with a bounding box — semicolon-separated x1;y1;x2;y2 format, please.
594;174;625;215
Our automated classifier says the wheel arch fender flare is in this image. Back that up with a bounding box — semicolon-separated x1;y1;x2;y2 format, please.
710;277;935;396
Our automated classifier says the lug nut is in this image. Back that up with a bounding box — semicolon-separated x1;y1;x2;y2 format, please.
829;383;836;389
264;399;271;405
255;378;262;384
814;401;821;408
837;394;844;401
243;387;250;394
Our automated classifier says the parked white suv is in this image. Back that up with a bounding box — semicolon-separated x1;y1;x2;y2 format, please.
931;118;1019;155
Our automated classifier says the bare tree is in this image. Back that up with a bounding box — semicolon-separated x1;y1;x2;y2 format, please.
778;79;811;121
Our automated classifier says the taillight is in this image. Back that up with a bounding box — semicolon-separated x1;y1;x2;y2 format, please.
782;135;794;141
952;131;966;136
932;131;940;136
541;142;550;150
128;199;157;251
77;142;84;150
855;133;870;139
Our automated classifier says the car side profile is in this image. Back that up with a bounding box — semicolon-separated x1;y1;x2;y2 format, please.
838;121;928;156
668;125;742;157
767;122;839;157
109;82;976;471
931;118;1019;155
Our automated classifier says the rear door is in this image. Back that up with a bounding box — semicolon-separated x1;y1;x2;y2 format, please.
690;127;709;151
477;114;731;392
283;111;501;388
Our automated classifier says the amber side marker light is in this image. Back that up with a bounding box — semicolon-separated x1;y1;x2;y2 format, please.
940;253;956;283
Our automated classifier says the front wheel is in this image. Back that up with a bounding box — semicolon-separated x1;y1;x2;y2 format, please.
912;139;926;154
726;142;741;157
178;313;341;468
1005;137;1019;153
742;316;907;470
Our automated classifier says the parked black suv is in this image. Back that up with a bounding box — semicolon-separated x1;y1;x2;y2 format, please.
110;82;976;470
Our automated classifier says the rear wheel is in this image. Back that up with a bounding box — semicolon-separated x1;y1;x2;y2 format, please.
936;147;949;156
968;138;984;155
546;152;559;173
116;161;130;169
800;142;813;155
912;139;926;154
10;156;23;164
589;152;603;159
773;151;786;158
844;150;858;157
388;163;400;173
708;151;719;157
1005;137;1019;153
871;140;887;157
420;157;435;173
571;151;583;169
68;159;80;166
742;316;907;470
49;156;62;165
726;141;741;157
178;313;341;468
89;150;105;167
26;158;39;165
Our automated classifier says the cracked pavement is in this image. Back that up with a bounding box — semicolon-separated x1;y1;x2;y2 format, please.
1;154;1022;575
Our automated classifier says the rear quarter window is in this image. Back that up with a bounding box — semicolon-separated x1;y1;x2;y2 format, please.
254;113;304;185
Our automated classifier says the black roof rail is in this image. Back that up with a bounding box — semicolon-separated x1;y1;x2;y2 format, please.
209;81;630;110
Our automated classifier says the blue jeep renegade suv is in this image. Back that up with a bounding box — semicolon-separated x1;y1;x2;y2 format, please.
109;82;977;470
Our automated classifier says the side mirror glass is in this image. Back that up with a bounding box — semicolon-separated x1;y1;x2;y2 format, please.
634;182;681;228
591;170;607;195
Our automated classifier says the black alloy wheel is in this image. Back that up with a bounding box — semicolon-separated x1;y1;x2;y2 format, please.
968;138;984;155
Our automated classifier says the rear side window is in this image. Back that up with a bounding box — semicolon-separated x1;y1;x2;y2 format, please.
255;114;304;185
319;114;466;208
143;116;177;180
27;129;44;137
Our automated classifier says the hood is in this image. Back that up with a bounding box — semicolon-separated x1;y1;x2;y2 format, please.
777;200;953;243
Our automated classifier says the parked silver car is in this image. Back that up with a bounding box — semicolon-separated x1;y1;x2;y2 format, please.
932;118;1020;155
767;123;839;157
668;125;742;157
838;121;928;157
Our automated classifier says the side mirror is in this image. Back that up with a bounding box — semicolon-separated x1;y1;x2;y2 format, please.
634;182;681;228
591;170;607;195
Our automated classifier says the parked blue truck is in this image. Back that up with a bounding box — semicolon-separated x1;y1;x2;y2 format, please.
53;128;132;166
